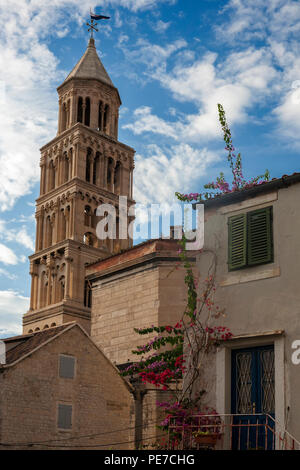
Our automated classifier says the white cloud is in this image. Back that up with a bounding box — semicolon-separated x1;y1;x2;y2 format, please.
0;0;179;211
216;0;300;42
133;143;219;206
123;106;181;139
0;220;35;251
124;46;278;143
0;243;19;265
106;0;177;12
152;20;171;33
119;37;187;69
0;268;17;281
0;290;29;337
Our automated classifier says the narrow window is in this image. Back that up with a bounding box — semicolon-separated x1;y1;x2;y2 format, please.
84;206;92;226
98;101;103;130
59;355;75;379
84;97;90;126
103;104;109;133
58;275;65;301
60;209;66;241
83;232;94;246
86;148;92;182
114;161;121;194
48;161;55;191
77;97;83;123
107;157;114;190
57;404;72;430
84;281;92;308
93;153;100;185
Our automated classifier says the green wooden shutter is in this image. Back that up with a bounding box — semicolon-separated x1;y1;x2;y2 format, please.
228;213;247;271
247;207;273;266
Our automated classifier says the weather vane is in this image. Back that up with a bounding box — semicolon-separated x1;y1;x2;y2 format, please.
87;8;110;38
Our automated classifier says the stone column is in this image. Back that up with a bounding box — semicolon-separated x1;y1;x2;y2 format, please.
57;98;62;135
70;93;77;126
40;164;45;195
36;212;43;251
65;256;73;300
58;153;63;186
46;268;51;306
90;97;99;129
82;103;86;125
68;149;73;180
52;273;57;304
103;156;107;189
29;264;35;311
66;101;70;129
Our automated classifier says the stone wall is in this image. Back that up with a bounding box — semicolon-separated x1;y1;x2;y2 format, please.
0;325;134;450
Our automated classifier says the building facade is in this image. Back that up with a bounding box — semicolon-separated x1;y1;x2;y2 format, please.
0;323;134;450
195;174;300;448
86;239;195;445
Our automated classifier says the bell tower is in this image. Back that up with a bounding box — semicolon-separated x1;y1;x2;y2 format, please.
23;37;135;334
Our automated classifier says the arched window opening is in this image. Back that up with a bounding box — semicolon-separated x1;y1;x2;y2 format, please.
93;153;100;185
77;97;83;123
86;148;92;182
116;215;120;240
67;99;70;128
58;276;65;302
43;325;49;329
28;329;33;333
114;161;121;194
68;148;73;180
85;97;91;126
84;280;92;308
83;232;95;247
107;157;114;191
40;271;47;309
51;323;56;327
84;205;92;227
46;216;52;247
35;328;40;332
63;152;69;183
98;101;103;130
60;209;66;241
103;104;109;133
92;208;98;229
48;161;55;191
65;206;71;238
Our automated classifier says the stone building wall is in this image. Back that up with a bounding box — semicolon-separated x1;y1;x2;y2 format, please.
0;325;135;450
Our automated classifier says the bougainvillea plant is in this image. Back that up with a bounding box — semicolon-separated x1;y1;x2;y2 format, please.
175;103;270;202
121;234;232;449
122;104;264;449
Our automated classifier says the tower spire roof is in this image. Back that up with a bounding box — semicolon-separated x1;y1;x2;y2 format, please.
61;38;114;88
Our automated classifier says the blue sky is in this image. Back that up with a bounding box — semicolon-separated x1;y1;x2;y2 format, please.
1;0;300;336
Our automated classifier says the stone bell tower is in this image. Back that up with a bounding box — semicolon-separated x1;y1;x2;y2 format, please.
23;37;135;334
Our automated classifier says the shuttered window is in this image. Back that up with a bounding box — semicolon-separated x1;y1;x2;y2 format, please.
228;207;273;271
228;214;247;271
57;404;72;430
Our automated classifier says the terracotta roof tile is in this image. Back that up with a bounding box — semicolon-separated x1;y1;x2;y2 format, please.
1;324;73;367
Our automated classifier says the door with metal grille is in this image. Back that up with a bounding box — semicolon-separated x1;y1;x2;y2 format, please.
231;345;275;450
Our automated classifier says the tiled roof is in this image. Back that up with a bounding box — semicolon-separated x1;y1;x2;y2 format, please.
0;324;73;367
201;172;300;208
61;38;114;88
